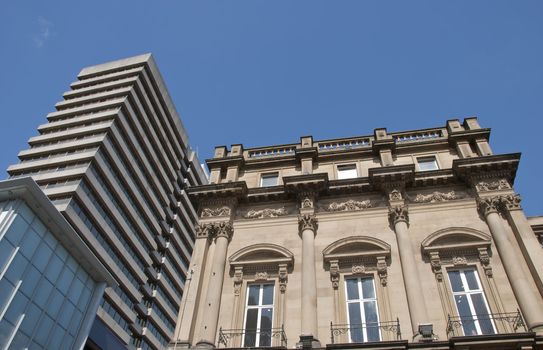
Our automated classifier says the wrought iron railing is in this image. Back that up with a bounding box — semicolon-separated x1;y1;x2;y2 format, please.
446;310;526;337
218;326;287;348
330;319;401;344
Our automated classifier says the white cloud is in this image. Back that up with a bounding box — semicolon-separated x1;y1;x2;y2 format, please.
34;16;53;48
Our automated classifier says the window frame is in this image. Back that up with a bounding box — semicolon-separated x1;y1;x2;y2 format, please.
416;156;439;171
259;172;279;187
242;283;275;347
344;276;381;343
336;164;358;180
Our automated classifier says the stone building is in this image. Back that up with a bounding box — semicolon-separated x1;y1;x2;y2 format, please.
171;118;543;350
6;54;207;350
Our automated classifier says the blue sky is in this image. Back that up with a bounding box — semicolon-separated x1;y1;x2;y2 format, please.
1;1;542;215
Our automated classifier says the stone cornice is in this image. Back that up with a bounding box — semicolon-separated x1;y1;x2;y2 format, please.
448;128;491;142
283;173;328;195
187;181;247;205
369;164;415;190
205;155;245;169
295;147;318;160
452;153;520;185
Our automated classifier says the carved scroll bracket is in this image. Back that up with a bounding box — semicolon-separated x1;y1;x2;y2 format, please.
278;264;288;293
478;247;493;277
376;256;388;287
233;266;243;296
429;251;443;281
329;260;340;290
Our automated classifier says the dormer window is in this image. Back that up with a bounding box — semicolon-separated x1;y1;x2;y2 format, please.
417;156;439;171
337;164;358;180
260;172;279;187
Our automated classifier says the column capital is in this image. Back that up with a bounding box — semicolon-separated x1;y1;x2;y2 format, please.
214;221;234;241
388;204;409;226
298;214;318;234
196;223;215;239
500;193;522;211
476;196;502;217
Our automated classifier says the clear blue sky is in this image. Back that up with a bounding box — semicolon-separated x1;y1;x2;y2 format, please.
1;1;542;215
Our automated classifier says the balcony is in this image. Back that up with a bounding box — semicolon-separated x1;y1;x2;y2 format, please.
329;319;402;345
218;326;287;348
446;310;526;338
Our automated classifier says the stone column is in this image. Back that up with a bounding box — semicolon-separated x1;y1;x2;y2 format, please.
298;214;320;345
477;197;543;333
500;194;543;298
196;222;234;348
389;204;429;335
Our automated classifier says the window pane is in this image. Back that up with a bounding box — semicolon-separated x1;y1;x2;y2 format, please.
454;295;477;335
348;303;363;343
448;271;464;292
346;279;359;300
260;174;278;187
262;285;274;305
364;301;380;341
244;309;258;346
418;157;438;171
471;293;494;335
247;285;260;306
259;308;273;346
337;165;358;180
464;270;480;291
361;278;375;299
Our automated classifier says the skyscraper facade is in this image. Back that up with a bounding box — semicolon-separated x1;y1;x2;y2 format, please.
172;118;543;350
7;54;207;350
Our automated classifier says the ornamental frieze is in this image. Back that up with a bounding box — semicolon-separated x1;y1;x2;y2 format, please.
410;191;462;203
475;179;511;192
243;207;288;219
201;206;231;218
325;199;372;212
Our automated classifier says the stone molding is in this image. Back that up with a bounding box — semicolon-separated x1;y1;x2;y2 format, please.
475;179;511;192
325;199;372;212
410;190;462;203
243;207;289;219
201;206;231;218
298;214;318;233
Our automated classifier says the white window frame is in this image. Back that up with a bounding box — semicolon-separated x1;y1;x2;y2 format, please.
242;283;275;347
337;164;358;180
416;156;439;171
344;276;381;343
260;173;279;187
447;268;496;336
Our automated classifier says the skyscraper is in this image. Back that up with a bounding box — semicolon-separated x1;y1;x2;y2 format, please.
7;54;207;350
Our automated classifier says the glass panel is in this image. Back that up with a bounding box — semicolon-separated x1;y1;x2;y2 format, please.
364;301;380;341
464;269;480;291
418;157;439;171
259;308;273;346
346;279;359;300
348;302;363;343
361;278;375;299
19;228;40;259
337;165;358;180
448;270;464;292
471;293;494;334
454;295;477;335
244;309;258;347
262;285;274;305
247;285;260;306
261;174;278;187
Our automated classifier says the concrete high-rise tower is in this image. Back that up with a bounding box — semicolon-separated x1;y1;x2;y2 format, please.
7;54;207;349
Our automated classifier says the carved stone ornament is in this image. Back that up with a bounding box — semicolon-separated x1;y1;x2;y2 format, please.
329;260;340;289
501;194;522;211
376;256;388;286
300;195;314;209
298;214;318;233
233;267;243;296
201;206;231;218
478;248;493;277
278;264;288;293
196;223;214;239
389;189;403;201
429;251;442;281
476;179;511;192
476;196;501;217
255;271;269;281
326;199;372;212
388;205;409;225
452;256;468;266
244;207;288;219
412;191;461;203
351;265;366;275
214;221;234;241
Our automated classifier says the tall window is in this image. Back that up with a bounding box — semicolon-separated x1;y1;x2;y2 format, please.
243;284;274;347
447;268;495;335
337;164;358;180
417;156;439;171
260;173;279;187
345;277;380;342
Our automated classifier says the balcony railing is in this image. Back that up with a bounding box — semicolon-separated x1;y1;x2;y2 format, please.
218;326;287;348
393;129;443;143
329;319;402;344
317;138;371;152
446;311;526;337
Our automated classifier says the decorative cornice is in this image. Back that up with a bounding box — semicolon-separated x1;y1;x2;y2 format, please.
389;205;409;226
369;164;415;190
284;173;328;195
298;214;318;233
325;199;372;212
187;181;247;205
453;153;520;186
243;207;289;219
